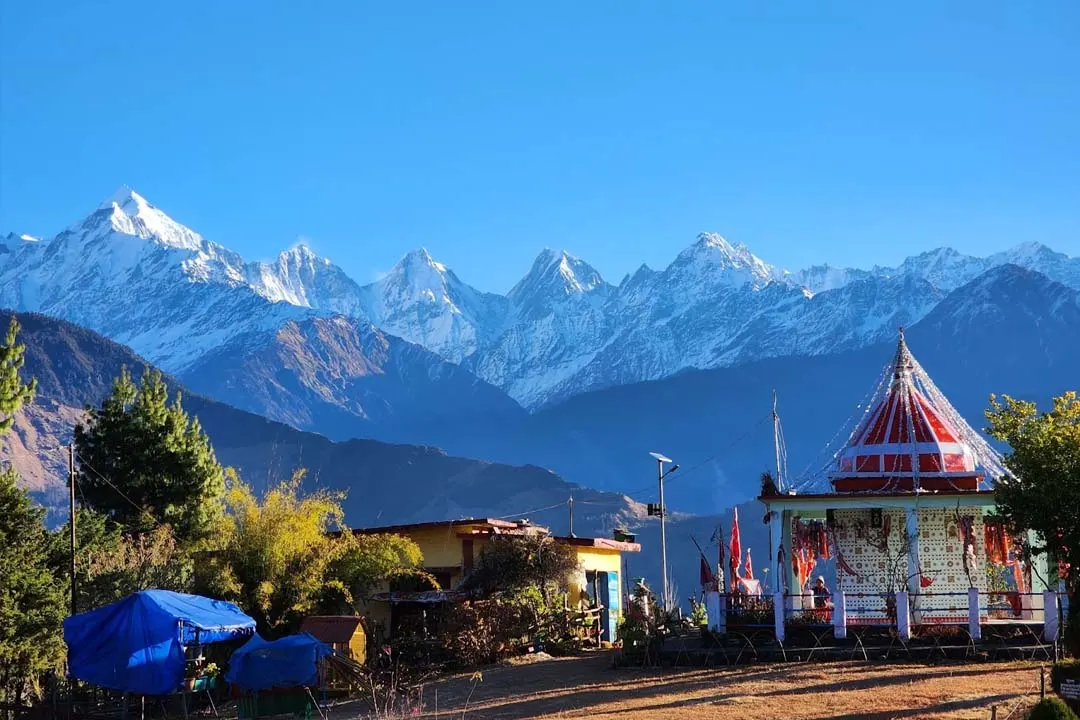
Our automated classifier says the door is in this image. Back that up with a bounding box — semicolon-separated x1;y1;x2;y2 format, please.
597;571;620;642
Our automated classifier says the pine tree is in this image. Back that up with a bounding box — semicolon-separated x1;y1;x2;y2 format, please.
0;318;36;432
0;318;65;705
74;366;225;545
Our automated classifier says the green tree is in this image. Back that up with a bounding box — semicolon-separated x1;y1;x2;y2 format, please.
0;318;65;706
48;509;190;611
195;471;352;634
74;367;225;544
463;534;580;604
0;319;35;432
321;532;425;614
986;392;1080;654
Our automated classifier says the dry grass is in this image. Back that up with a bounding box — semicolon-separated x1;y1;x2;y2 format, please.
330;652;1048;719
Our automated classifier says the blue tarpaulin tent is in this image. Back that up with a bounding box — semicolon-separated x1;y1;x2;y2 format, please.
63;589;256;695
226;633;333;691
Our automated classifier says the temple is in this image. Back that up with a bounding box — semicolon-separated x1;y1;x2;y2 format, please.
758;330;1058;639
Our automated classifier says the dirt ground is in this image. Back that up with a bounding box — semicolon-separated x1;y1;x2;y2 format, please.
329;652;1048;719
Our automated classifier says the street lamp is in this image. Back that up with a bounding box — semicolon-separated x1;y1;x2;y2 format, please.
649;452;679;612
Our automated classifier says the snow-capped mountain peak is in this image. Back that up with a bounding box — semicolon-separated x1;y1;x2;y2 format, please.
357;248;510;362
88;187;208;253
509;248;609;304
384;247;454;294
278;243;322;264
242;242;365;316
668;232;784;289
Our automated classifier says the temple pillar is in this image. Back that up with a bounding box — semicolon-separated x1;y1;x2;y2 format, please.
1028;529;1052;592
968;587;982;640
773;591;786;642
896;591;912;640
780;510;800;611
1044;591;1060;642
833;590;847;639
769;507;783;595
905;507;921;620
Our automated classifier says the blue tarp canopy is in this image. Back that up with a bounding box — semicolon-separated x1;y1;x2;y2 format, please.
63;589;256;695
226;633;332;691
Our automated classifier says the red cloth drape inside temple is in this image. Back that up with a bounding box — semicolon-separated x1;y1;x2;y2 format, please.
790;517;831;590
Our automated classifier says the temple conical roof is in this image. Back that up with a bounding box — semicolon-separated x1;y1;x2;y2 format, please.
822;329;1008;493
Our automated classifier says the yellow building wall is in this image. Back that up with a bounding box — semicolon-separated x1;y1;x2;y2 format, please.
568;548;625;612
360;523;488;642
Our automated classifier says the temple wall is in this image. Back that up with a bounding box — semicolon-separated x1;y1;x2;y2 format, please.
833;508;908;624
913;506;987;622
832;506;987;624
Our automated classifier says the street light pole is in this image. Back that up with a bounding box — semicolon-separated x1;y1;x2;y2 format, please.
650;452;678;613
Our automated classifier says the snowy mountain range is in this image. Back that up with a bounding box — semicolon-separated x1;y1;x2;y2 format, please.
3;188;1079;416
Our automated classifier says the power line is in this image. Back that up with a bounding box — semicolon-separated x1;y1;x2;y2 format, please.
618;413;773;500
496;501;567;520
74;452;165;529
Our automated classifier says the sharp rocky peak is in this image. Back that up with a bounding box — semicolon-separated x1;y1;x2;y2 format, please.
384;247;452;280
79;186;207;253
276;243;328;267
509;248;608;302
671;232;784;288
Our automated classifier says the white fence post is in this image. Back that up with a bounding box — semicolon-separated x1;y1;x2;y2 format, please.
968;587;982;641
774;592;786;643
896;591;911;640
705;591;725;633
833;590;847;639
1044;591;1059;643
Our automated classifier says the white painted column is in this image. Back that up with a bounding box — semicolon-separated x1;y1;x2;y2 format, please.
1044;591;1059;643
905;508;921;621
968;587;982;641
781;511;801;612
769;506;783;595
705;591;725;634
774;592;786;643
896;591;911;640
833;590;847;639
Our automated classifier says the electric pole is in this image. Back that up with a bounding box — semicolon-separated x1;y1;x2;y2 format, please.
69;444;77;617
649;453;678;612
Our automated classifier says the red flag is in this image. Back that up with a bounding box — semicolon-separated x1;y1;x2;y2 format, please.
744;548;754;580
699;554;715;589
716;524;725;592
729;508;742;584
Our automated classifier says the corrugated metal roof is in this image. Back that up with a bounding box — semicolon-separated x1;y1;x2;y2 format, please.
299;616;364;644
352;518;528;535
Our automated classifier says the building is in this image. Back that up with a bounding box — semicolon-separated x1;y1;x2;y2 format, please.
355;518;640;643
760;330;1055;633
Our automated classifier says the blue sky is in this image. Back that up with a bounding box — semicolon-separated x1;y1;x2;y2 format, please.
2;1;1077;293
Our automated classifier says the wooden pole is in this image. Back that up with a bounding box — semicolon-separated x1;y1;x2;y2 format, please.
69;445;77;617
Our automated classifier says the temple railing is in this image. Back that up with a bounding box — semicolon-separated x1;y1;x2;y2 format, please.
702;589;1065;644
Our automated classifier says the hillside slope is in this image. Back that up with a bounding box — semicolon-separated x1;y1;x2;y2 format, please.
0;311;640;533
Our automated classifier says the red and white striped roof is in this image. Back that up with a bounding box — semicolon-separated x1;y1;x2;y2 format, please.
831;330;982;492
